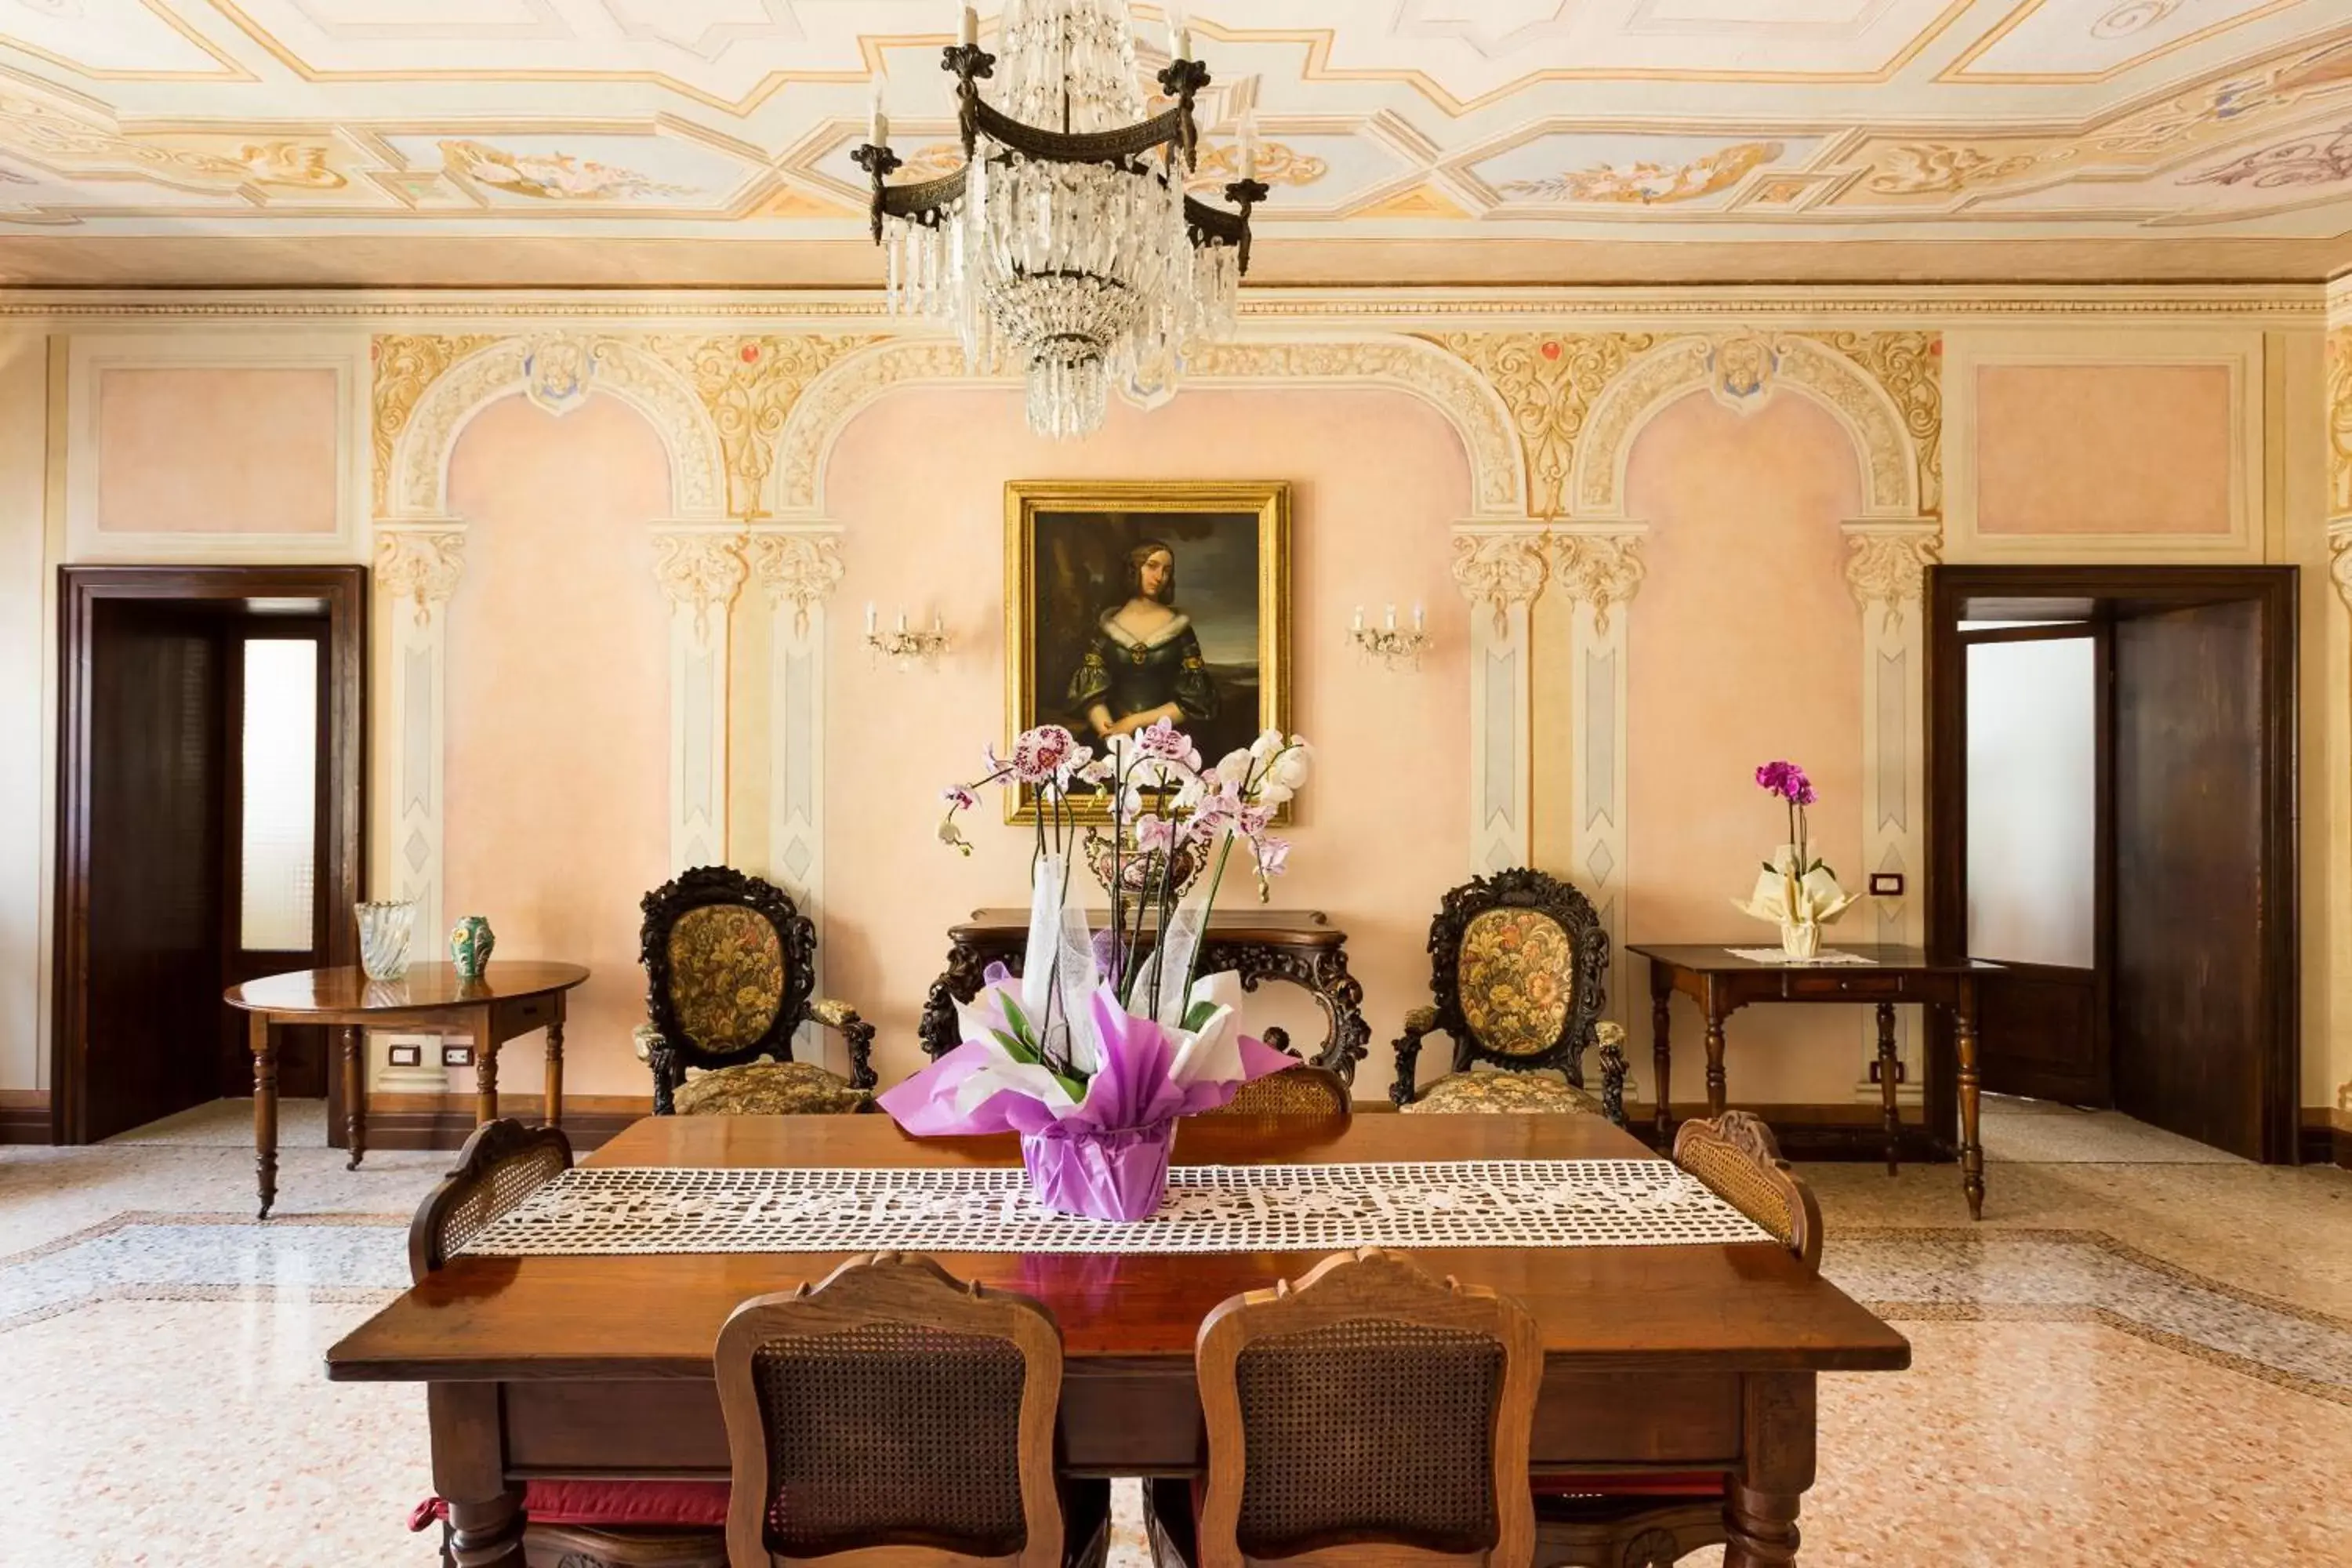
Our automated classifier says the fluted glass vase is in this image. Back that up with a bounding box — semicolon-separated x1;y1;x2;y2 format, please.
354;899;417;982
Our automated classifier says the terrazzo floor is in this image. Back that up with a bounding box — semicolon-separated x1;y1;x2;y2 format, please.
2;1098;2347;1566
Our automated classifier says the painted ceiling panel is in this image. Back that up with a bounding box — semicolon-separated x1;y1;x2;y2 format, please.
0;0;2343;281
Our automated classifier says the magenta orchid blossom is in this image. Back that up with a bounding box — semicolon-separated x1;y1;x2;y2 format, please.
1753;758;1828;878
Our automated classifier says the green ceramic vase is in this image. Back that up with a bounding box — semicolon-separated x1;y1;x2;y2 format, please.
448;915;495;980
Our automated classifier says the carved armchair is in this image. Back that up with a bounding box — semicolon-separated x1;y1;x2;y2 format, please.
1391;867;1629;1125
634;865;877;1116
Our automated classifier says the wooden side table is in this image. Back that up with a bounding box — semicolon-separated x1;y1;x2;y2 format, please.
916;909;1371;1083
223;960;589;1218
1626;943;2001;1219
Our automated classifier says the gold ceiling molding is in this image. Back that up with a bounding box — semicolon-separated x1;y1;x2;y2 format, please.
1421;332;1657;520
2325;325;2352;525
639;333;886;519
370;332;499;513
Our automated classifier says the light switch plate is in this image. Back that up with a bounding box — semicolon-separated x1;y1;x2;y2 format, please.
1868;872;1904;896
441;1044;474;1068
387;1043;423;1069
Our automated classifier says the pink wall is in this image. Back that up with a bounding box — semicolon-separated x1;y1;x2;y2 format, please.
96;367;339;533
821;386;1472;1090
444;393;673;1097
1975;364;2235;535
1624;389;1867;1104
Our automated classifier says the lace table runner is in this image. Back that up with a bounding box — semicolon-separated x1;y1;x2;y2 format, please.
1722;947;1878;966
456;1160;1772;1258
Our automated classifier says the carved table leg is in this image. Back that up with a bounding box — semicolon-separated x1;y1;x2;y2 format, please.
249;1013;278;1220
1955;980;1985;1221
1875;1001;1899;1178
341;1025;366;1171
1649;959;1674;1141
1725;1371;1813;1567
543;1018;565;1130
430;1382;524;1568
472;1003;499;1127
919;940;989;1060
1703;982;1730;1120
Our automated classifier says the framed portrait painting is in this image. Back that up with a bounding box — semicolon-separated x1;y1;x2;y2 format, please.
1005;480;1290;822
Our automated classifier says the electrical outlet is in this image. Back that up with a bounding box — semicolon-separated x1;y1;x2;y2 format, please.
1868;872;1904;896
1868;1058;1907;1084
441;1043;474;1069
387;1043;422;1069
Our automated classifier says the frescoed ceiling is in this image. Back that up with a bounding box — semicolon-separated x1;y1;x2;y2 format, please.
1;1;2350;285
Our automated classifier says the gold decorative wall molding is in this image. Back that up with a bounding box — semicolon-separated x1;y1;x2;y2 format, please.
748;530;846;637
1548;532;1646;633
1569;331;1936;521
371;334;499;514
372;527;466;626
652;528;750;642
641;335;886;520
1450;529;1551;636
2328;521;2352;611
2326;325;2352;529
1421;332;1657;519
1842;523;1944;630
1795;330;1944;517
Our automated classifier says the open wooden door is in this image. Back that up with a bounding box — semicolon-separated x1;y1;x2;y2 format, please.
1927;566;2296;1164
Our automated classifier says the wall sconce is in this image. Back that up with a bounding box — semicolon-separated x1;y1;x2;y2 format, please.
864;602;950;670
1350;602;1431;670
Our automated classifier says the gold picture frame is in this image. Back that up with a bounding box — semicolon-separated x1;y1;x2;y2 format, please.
1004;480;1290;824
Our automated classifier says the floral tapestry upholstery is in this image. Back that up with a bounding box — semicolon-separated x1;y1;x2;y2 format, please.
1455;908;1574;1058
665;905;786;1053
672;1060;869;1116
1403;1068;1600;1116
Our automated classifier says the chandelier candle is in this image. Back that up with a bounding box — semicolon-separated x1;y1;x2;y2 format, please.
851;0;1266;439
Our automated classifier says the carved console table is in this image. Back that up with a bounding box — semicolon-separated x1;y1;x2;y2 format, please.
916;908;1370;1083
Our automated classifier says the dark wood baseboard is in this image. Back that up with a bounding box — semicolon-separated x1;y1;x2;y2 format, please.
0;1091;50;1145
2299;1109;2352;1169
364;1093;648;1153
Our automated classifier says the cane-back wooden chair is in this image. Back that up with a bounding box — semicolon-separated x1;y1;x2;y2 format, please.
1188;1247;1541;1568
1391;868;1628;1124
1525;1114;1824;1568
1203;1064;1352;1120
636;866;877;1116
716;1252;1108;1568
408;1121;731;1568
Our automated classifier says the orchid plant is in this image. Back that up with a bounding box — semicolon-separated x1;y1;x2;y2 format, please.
933;717;1312;1090
1736;758;1856;936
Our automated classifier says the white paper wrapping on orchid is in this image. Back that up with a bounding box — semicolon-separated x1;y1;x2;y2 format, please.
1733;864;1857;927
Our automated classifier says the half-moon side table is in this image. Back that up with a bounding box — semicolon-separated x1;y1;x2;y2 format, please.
224;961;590;1219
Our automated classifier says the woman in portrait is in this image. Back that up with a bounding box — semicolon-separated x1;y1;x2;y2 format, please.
1068;539;1220;742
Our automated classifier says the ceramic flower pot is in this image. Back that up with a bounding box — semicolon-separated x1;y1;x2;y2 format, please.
1019;1119;1177;1221
354;899;416;982
1081;825;1204;902
1780;920;1822;962
448;915;495;980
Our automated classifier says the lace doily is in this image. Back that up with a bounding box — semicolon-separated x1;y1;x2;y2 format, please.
1723;947;1878;966
456;1160;1773;1258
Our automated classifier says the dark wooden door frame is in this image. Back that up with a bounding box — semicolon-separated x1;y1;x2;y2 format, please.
1923;564;2299;1165
53;564;368;1145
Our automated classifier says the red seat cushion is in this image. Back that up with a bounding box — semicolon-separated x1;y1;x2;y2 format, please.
409;1480;731;1532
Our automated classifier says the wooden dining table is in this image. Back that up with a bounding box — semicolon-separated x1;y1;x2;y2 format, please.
327;1112;1909;1566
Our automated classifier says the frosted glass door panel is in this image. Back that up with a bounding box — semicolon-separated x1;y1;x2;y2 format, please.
240;637;318;952
1965;637;2096;968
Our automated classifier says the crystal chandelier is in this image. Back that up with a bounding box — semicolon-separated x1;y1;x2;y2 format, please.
851;2;1265;438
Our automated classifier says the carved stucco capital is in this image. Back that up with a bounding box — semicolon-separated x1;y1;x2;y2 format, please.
747;531;846;637
2328;521;2352;611
2325;325;2350;530
372;527;466;627
1549;533;1645;633
1841;523;1942;631
652;528;749;642
1450;530;1549;637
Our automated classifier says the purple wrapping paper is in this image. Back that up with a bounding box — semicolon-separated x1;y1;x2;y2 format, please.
1018;1120;1177;1221
877;974;1294;1221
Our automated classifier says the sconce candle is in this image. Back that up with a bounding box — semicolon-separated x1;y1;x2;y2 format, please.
1350;596;1434;670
